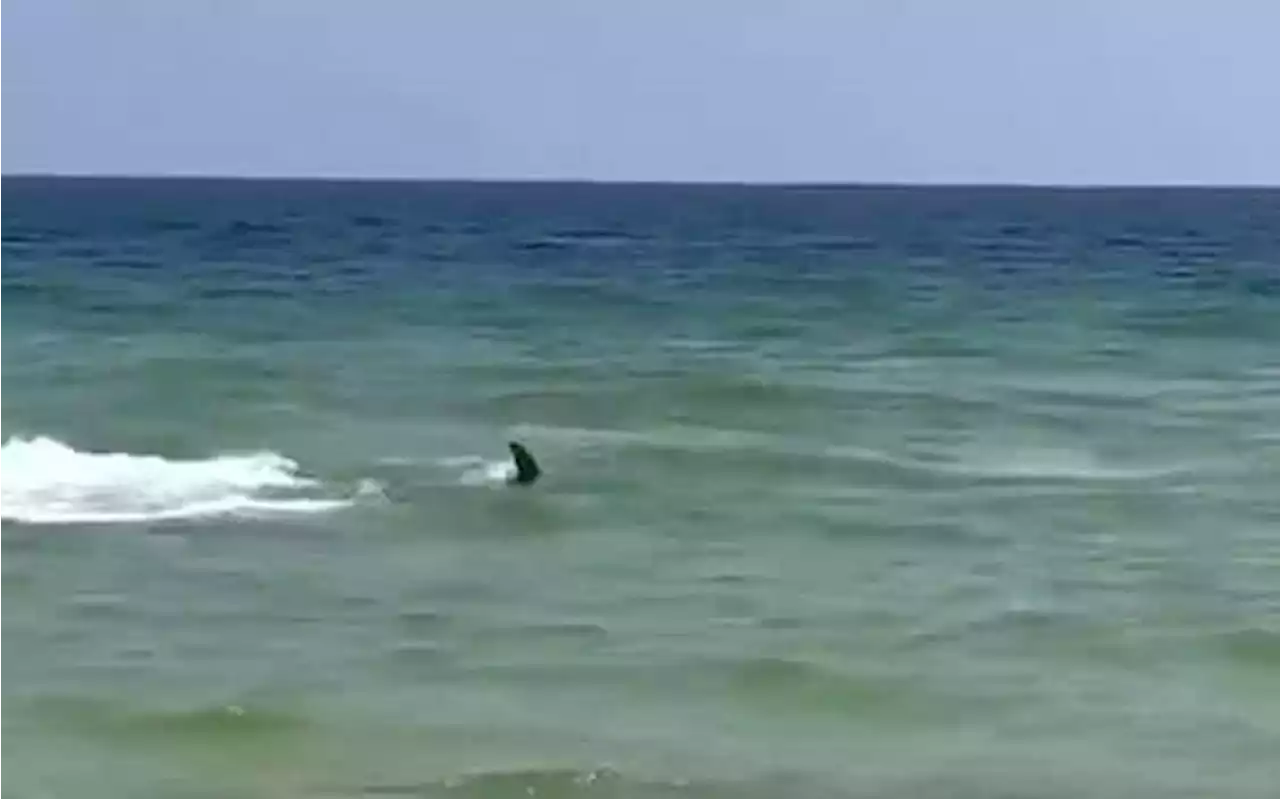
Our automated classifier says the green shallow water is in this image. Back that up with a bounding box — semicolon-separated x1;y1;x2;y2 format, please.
3;178;1280;797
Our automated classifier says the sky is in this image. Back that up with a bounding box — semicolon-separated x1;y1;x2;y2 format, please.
3;0;1279;185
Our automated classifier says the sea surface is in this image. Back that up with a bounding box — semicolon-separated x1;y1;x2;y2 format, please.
3;177;1280;798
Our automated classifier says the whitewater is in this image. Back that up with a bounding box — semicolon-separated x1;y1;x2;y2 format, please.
0;435;354;524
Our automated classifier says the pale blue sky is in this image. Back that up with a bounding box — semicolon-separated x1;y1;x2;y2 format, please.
4;0;1278;184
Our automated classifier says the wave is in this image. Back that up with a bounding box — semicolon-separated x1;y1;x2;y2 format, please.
356;766;818;799
436;455;516;486
931;444;1186;482
507;423;1180;484
0;435;357;524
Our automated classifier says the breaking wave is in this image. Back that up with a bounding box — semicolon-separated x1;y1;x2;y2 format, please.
1;435;356;524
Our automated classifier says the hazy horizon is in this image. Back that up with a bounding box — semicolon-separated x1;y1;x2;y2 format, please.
7;172;1279;190
5;1;1279;186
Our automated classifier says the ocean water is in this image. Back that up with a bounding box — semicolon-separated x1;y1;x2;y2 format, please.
3;176;1280;798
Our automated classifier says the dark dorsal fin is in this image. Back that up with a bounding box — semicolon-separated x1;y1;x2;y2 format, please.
507;441;541;485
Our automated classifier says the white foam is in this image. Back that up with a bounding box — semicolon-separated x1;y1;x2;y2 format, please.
0;436;354;524
459;459;516;487
431;454;516;486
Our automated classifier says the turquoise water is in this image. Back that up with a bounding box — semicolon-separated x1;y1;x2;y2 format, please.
3;177;1280;798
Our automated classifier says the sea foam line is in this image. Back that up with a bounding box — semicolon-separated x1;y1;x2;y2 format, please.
1;435;354;524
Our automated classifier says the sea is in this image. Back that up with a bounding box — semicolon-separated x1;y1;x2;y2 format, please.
3;176;1279;799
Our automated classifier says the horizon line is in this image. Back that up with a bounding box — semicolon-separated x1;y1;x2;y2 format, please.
3;170;1279;191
